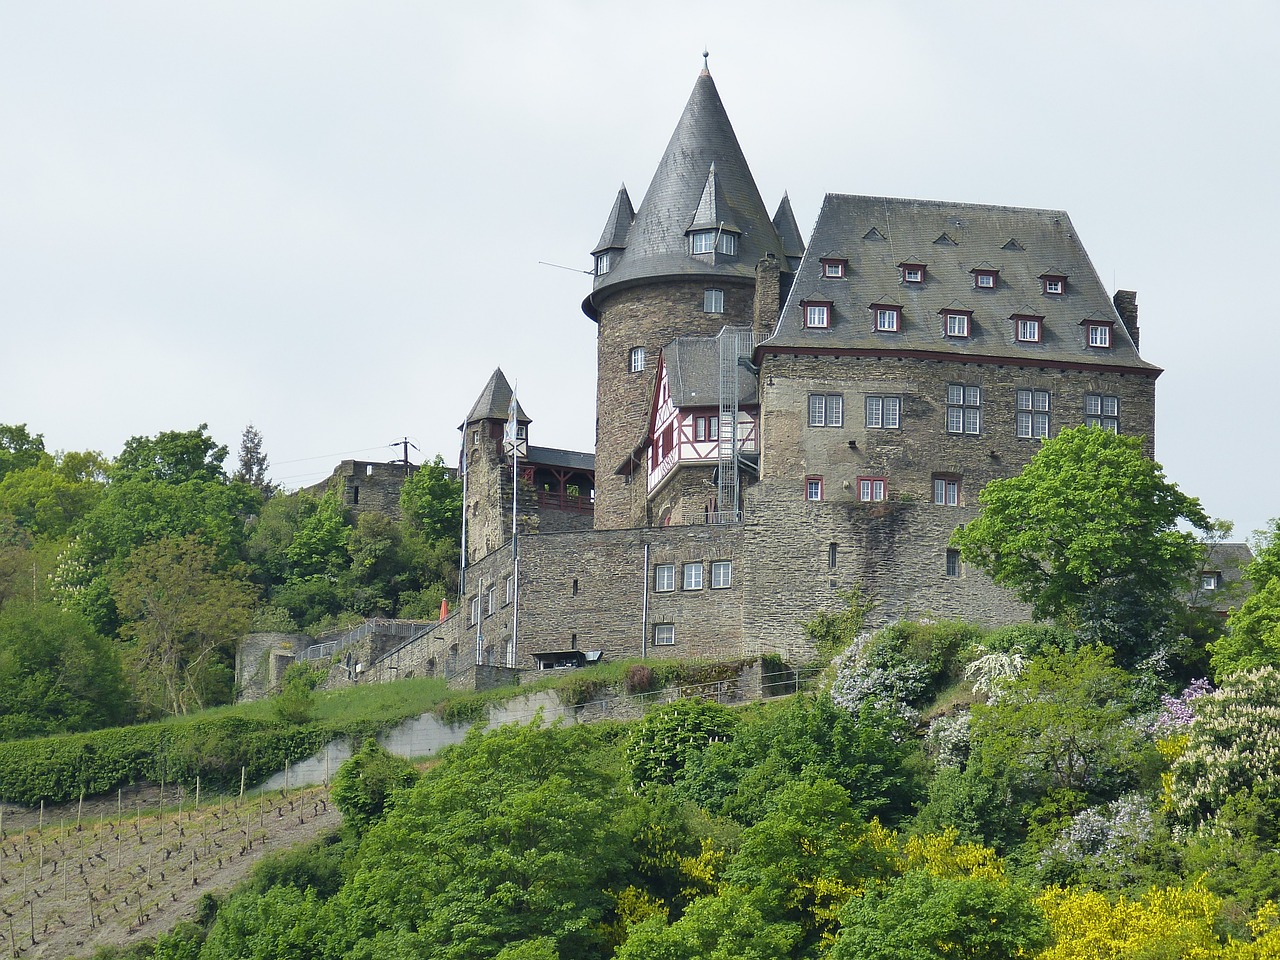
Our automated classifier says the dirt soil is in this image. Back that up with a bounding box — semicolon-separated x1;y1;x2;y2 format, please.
0;782;339;958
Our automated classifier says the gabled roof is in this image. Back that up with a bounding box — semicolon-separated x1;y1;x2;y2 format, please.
583;67;789;318
527;445;595;472
460;368;531;428
766;194;1160;374
663;332;759;407
687;163;741;234
772;193;806;268
591;185;634;255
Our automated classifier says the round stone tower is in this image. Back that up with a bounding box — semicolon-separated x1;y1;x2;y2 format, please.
582;65;803;530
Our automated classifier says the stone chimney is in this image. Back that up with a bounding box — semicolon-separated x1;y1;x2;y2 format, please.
753;254;781;341
1113;290;1139;349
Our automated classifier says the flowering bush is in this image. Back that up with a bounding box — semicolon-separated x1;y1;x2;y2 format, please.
1039;792;1156;875
964;647;1025;701
1167;667;1280;827
924;713;971;769
1152;677;1214;737
829;632;929;727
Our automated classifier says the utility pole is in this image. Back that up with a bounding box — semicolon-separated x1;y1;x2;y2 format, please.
389;437;419;475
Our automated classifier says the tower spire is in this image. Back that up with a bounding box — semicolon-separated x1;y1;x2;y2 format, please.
702;48;709;74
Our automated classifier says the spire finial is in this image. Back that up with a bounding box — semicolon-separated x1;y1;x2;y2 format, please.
701;48;710;74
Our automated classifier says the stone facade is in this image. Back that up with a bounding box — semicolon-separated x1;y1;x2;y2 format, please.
302;459;417;519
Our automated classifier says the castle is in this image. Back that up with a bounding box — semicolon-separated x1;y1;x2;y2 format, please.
366;63;1162;681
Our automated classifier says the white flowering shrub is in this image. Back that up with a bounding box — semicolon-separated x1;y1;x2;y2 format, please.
1039;792;1156;873
1167;667;1280;826
964;648;1026;702
829;631;929;728
924;712;971;769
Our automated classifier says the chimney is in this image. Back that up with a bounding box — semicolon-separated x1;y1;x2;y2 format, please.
1113;290;1139;349
753;254;781;341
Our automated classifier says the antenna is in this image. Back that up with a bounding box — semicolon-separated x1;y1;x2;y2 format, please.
538;260;593;275
389;437;420;475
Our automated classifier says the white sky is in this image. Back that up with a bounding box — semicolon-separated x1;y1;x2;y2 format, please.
2;2;1277;538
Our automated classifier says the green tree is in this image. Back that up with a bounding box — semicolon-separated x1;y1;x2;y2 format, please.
273;662;321;724
400;455;462;544
0;424;45;481
625;697;739;793
969;645;1148;831
1212;521;1280;677
0;455;105;540
951;425;1211;661
830;871;1049;960
232;422;275;496
113;423;228;484
0;602;131;738
613;887;801;960
330;738;419;828
112;535;256;715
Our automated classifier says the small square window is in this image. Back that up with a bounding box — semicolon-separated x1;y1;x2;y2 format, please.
654;624;675;645
691;231;716;254
933;477;960;506
704;289;725;314
1201;572;1220;591
711;561;732;589
1087;324;1111;348
945;313;970;337
1044;278;1064;295
865;395;901;429
809;394;844;427
974;270;997;289
822;259;847;279
900;264;925;284
806;477;824;501
858;477;887;502
875;307;900;332
1016;317;1042;343
629;346;645;373
683;562;704;590
805;304;830;328
654;563;675;592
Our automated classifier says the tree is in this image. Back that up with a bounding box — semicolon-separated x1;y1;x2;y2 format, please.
112;535;256;715
233;423;275;496
951;425;1211;661
624;697;739;793
0;455;105;540
969;645;1148;828
830;871;1049;960
400;454;462;544
330;738;419;828
0;602;131;737
113;424;229;484
0;424;45;481
1212;520;1280;677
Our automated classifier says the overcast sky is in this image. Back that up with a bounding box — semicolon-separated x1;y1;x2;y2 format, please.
2;2;1277;538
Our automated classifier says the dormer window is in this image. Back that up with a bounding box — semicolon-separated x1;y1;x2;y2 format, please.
690;229;737;256
1014;314;1043;343
1083;320;1113;348
972;269;998;289
1040;273;1067;295
871;304;900;332
595;251;611;276
943;309;972;338
899;261;926;284
1201;571;1221;591
821;258;847;279
804;301;832;328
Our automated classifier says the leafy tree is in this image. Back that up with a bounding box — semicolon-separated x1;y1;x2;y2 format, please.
113;424;228;484
0;424;45;480
285;489;349;579
969;645;1149;829
1034;883;1226;960
400;454;462;544
951;425;1211;662
324;722;625;960
625;697;739;793
1213;578;1280;677
200;885;326;960
0;602;131;737
613;886;801;960
273;662;321;724
232;422;275;496
0;454;105;539
330;738;419;828
112;536;256;715
830;871;1049;960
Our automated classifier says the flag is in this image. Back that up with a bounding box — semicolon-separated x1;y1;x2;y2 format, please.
504;390;518;445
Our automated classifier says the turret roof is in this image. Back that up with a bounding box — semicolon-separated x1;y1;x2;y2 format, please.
460;368;531;428
584;68;789;318
772;193;806;268
591;185;634;255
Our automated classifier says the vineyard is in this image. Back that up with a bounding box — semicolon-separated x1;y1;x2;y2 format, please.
0;782;338;958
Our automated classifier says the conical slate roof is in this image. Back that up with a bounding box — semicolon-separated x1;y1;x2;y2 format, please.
460;368;531;429
772;193;806;268
591;185;634;255
584;68;789;318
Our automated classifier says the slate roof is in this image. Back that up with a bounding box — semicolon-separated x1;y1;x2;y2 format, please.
527;445;595;472
663;332;759;408
772;193;806;269
583;68;789;318
766;194;1160;373
460;369;531;428
591;185;634;255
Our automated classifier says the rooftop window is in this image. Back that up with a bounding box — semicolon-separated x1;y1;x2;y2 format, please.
821;258;847;279
804;301;832;329
899;261;926;284
1040;273;1067;295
